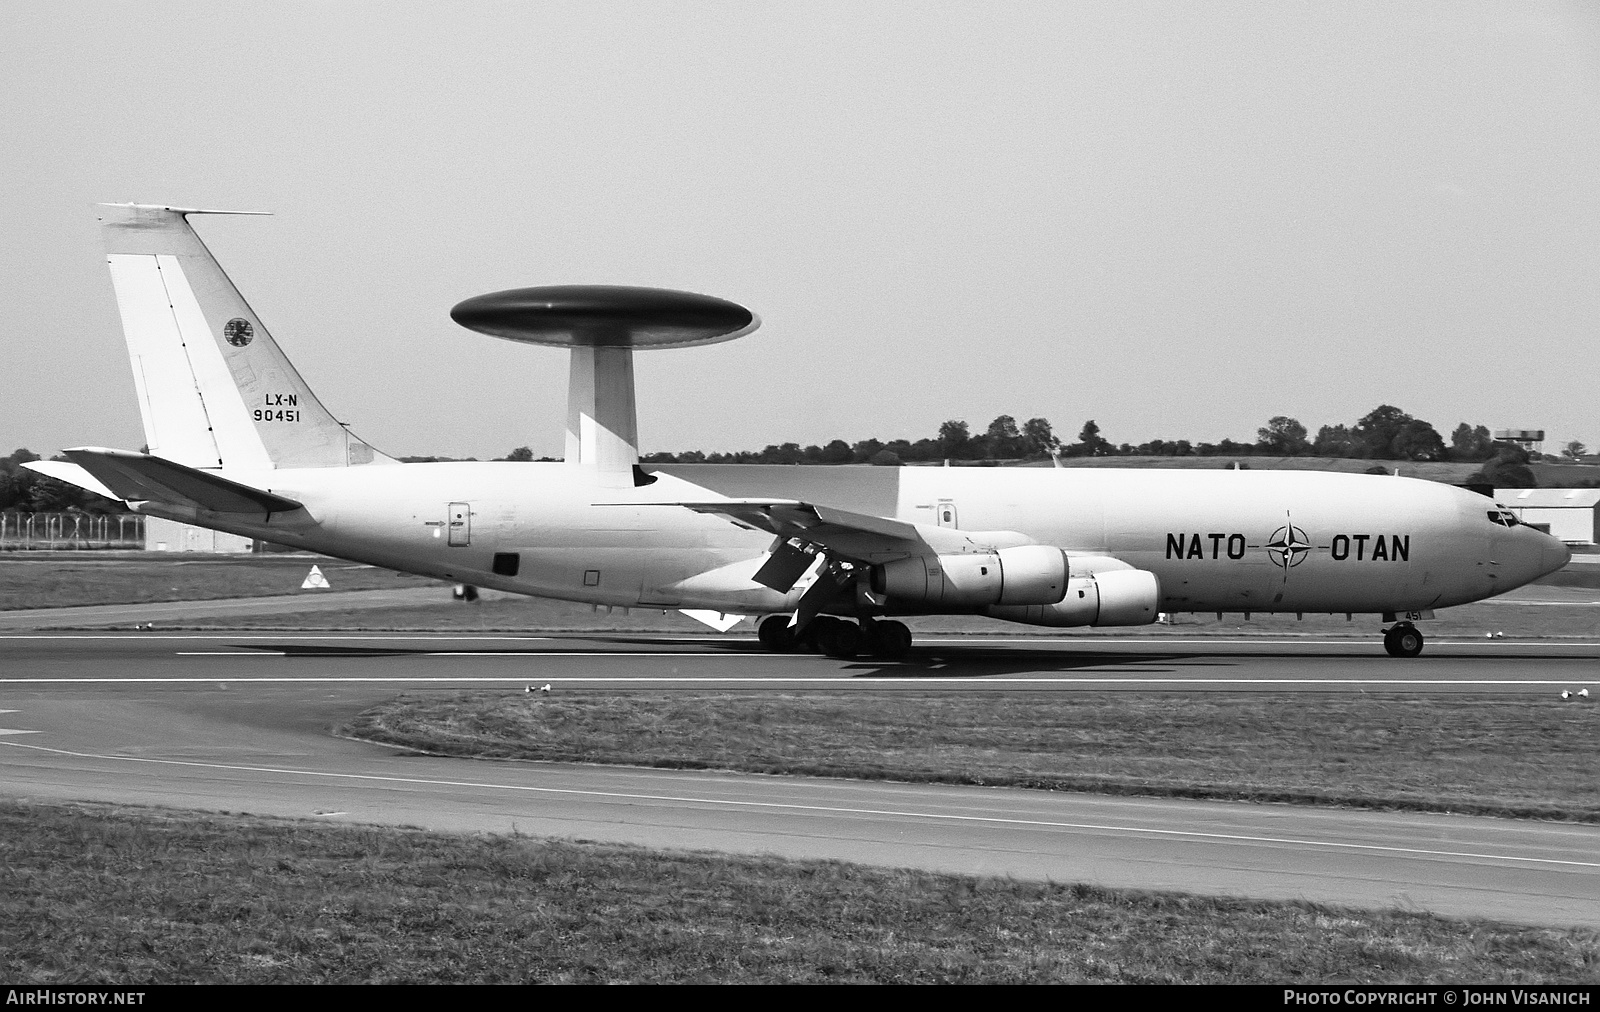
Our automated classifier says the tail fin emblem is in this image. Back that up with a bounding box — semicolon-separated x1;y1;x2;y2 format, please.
223;318;253;347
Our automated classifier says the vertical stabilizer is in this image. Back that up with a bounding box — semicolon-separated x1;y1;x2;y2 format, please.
96;204;392;469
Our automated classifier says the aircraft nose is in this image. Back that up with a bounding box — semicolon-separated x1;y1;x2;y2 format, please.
1542;536;1572;578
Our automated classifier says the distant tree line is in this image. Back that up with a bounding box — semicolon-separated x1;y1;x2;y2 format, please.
633;405;1578;487
641;415;1062;468
4;401;1590;513
0;449;121;514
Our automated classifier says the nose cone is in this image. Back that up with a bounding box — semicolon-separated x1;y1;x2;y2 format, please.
1493;527;1571;593
1541;536;1572;578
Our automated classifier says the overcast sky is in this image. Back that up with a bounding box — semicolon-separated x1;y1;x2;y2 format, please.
2;1;1596;460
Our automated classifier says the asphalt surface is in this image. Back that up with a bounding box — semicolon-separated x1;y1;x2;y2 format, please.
1;629;1595;691
2;628;1598;930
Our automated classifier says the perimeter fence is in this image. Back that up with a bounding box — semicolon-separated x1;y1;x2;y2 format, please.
0;512;144;550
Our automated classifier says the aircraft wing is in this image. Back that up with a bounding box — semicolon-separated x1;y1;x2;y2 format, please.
651;498;925;595
610;496;1036;594
672;499;925;561
43;447;303;514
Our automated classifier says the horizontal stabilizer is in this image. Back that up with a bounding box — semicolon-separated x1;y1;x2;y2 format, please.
19;460;121;502
99;203;272;216
59;447;303;514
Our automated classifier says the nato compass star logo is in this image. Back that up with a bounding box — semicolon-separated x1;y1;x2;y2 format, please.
1266;518;1312;570
224;318;254;347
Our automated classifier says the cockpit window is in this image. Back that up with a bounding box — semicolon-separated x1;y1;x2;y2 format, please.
1486;509;1519;527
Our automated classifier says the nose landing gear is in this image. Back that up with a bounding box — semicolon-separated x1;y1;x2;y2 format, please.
1383;622;1424;658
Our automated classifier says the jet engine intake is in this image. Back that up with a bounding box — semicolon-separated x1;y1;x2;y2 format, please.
985;568;1161;627
872;545;1067;607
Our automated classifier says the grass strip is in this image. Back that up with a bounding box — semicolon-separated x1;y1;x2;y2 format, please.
0;555;425;611
2;799;1595;984
343;692;1600;822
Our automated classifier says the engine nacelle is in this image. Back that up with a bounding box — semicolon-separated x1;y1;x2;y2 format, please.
985;568;1161;627
872;545;1068;607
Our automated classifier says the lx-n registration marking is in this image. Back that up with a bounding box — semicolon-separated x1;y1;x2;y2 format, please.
253;392;300;422
1165;533;1411;562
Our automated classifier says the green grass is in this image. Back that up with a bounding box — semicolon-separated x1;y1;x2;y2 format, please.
344;693;1600;821
3;800;1594;984
0;554;433;610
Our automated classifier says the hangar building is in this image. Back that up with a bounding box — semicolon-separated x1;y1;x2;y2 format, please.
1498;488;1600;546
143;516;253;553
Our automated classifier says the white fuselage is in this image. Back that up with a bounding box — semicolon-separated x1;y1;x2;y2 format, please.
140;462;1569;620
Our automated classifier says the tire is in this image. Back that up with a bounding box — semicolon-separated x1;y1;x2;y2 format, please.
871;620;913;659
758;615;794;652
806;618;837;655
1384;624;1424;658
824;621;862;659
1392;624;1424;658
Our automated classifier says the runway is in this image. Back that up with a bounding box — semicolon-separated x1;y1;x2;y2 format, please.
1;630;1595;691
3;631;1598;929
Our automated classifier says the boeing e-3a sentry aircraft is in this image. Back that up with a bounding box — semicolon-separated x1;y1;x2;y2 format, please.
26;204;1571;659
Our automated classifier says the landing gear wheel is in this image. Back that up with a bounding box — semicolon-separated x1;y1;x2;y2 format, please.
758;615;795;652
870;620;913;659
1383;622;1424;658
818;619;862;659
807;617;839;655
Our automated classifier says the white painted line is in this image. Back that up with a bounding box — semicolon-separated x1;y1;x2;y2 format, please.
3;634;1598;657
3;631;1597;646
1473;600;1600;607
0;729;40;736
3;740;1594;871
0;634;557;641
0;676;1591;686
172;651;812;659
916;637;1600;648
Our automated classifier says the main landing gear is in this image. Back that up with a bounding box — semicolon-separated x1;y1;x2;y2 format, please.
1382;621;1424;658
757;615;913;659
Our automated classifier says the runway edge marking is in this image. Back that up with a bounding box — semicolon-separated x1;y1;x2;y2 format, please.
0;676;1592;685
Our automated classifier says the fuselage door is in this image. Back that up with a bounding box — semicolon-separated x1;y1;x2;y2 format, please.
448;502;471;546
936;499;959;528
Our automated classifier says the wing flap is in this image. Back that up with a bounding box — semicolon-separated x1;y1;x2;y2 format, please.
58;447;303;514
750;541;817;592
605;497;1039;578
670;499;925;561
